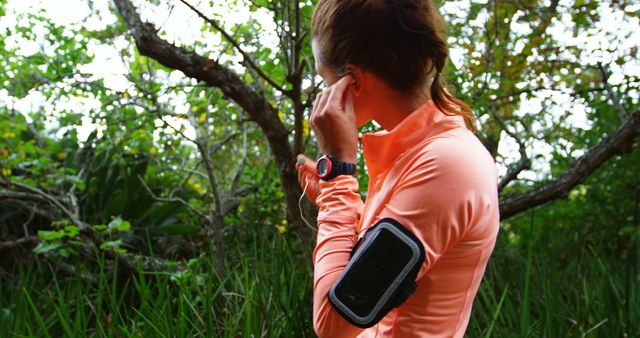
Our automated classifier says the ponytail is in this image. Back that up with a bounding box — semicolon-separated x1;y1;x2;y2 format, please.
431;73;477;132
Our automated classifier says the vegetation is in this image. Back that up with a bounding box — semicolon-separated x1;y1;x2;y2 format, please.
1;0;639;336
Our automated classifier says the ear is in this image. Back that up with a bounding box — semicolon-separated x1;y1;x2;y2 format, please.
345;64;365;96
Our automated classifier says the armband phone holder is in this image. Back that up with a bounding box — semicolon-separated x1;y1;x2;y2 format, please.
328;218;425;328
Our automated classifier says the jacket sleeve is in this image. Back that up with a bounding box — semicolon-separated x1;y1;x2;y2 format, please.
312;175;364;338
312;157;470;337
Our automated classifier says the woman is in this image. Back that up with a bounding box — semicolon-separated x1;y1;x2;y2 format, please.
295;0;500;337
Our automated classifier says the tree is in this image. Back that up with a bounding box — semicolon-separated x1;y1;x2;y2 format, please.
112;0;640;230
1;0;638;269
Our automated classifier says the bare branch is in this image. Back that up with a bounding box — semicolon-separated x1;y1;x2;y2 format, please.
113;0;288;138
0;235;184;279
597;62;627;121
180;167;208;180
68;168;83;222
209;132;241;155
177;0;288;95
137;175;207;219
158;115;197;144
113;0;325;238
494;77;640;102
489;107;532;192
21;206;36;237
0;189;50;204
1;179;88;230
500;110;640;220
499;156;532;193
231;127;248;194
0;236;39;252
197;141;223;218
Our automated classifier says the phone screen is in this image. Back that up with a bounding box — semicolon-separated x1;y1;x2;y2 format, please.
333;228;413;317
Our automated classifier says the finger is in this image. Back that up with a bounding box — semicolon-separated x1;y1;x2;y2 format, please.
305;174;314;187
304;158;316;173
326;75;355;113
296;156;305;178
297;155;315;176
311;92;322;114
296;161;304;172
316;87;331;116
297;154;312;163
297;158;317;184
296;154;307;167
310;92;323;127
298;165;307;185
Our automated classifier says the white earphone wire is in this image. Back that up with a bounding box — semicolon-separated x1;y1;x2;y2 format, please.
298;178;317;232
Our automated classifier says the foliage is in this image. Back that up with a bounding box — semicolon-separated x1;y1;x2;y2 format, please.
1;229;313;337
2;221;638;337
33;220;80;258
0;0;639;336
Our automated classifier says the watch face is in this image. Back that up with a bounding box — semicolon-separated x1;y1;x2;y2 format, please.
317;158;329;176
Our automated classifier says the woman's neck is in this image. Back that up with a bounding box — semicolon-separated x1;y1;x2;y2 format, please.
373;90;430;131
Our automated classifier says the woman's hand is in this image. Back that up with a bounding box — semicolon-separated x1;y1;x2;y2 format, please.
295;154;320;205
310;75;358;164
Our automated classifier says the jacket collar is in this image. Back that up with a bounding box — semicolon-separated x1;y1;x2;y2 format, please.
361;99;465;178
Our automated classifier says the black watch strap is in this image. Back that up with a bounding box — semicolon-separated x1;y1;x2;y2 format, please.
324;157;356;181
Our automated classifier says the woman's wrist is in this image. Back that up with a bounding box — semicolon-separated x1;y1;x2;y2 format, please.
323;150;356;164
335;154;357;164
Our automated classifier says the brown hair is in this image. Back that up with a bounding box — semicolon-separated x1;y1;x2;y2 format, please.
311;0;476;130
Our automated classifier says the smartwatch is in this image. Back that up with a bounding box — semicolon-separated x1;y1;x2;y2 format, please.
316;155;356;181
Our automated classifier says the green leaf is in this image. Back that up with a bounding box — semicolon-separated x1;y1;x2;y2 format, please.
138;203;182;227
37;230;65;241
57;247;76;258
63;225;80;238
107;217;131;232
33;241;62;254
67;175;86;190
104;188;127;217
100;239;123;251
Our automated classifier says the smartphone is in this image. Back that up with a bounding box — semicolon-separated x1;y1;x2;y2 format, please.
328;218;425;327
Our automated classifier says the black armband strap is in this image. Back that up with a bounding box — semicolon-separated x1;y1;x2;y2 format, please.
328;218;425;328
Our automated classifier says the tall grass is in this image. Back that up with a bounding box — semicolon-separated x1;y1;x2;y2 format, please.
468;240;639;337
1;230;313;337
1;226;638;337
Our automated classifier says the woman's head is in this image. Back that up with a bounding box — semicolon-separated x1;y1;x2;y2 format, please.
311;0;476;130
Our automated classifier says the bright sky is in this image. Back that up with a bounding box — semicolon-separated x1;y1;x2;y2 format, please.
1;0;639;183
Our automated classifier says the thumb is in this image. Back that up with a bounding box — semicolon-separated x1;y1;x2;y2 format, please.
297;154;313;166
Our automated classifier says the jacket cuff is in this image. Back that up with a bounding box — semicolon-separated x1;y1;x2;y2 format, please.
316;175;361;225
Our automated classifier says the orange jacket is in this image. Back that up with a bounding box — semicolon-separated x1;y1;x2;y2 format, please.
313;100;500;337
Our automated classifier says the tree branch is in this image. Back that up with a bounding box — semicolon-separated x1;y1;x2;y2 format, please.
0;235;183;279
137;175;207;219
112;0;287;140
0;236;39;252
1;179;88;230
494;77;640;102
500;110;640;219
230;127;248;194
0;189;50;204
489;106;532;192
177;0;288;95
113;0;324;240
597;62;627;121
